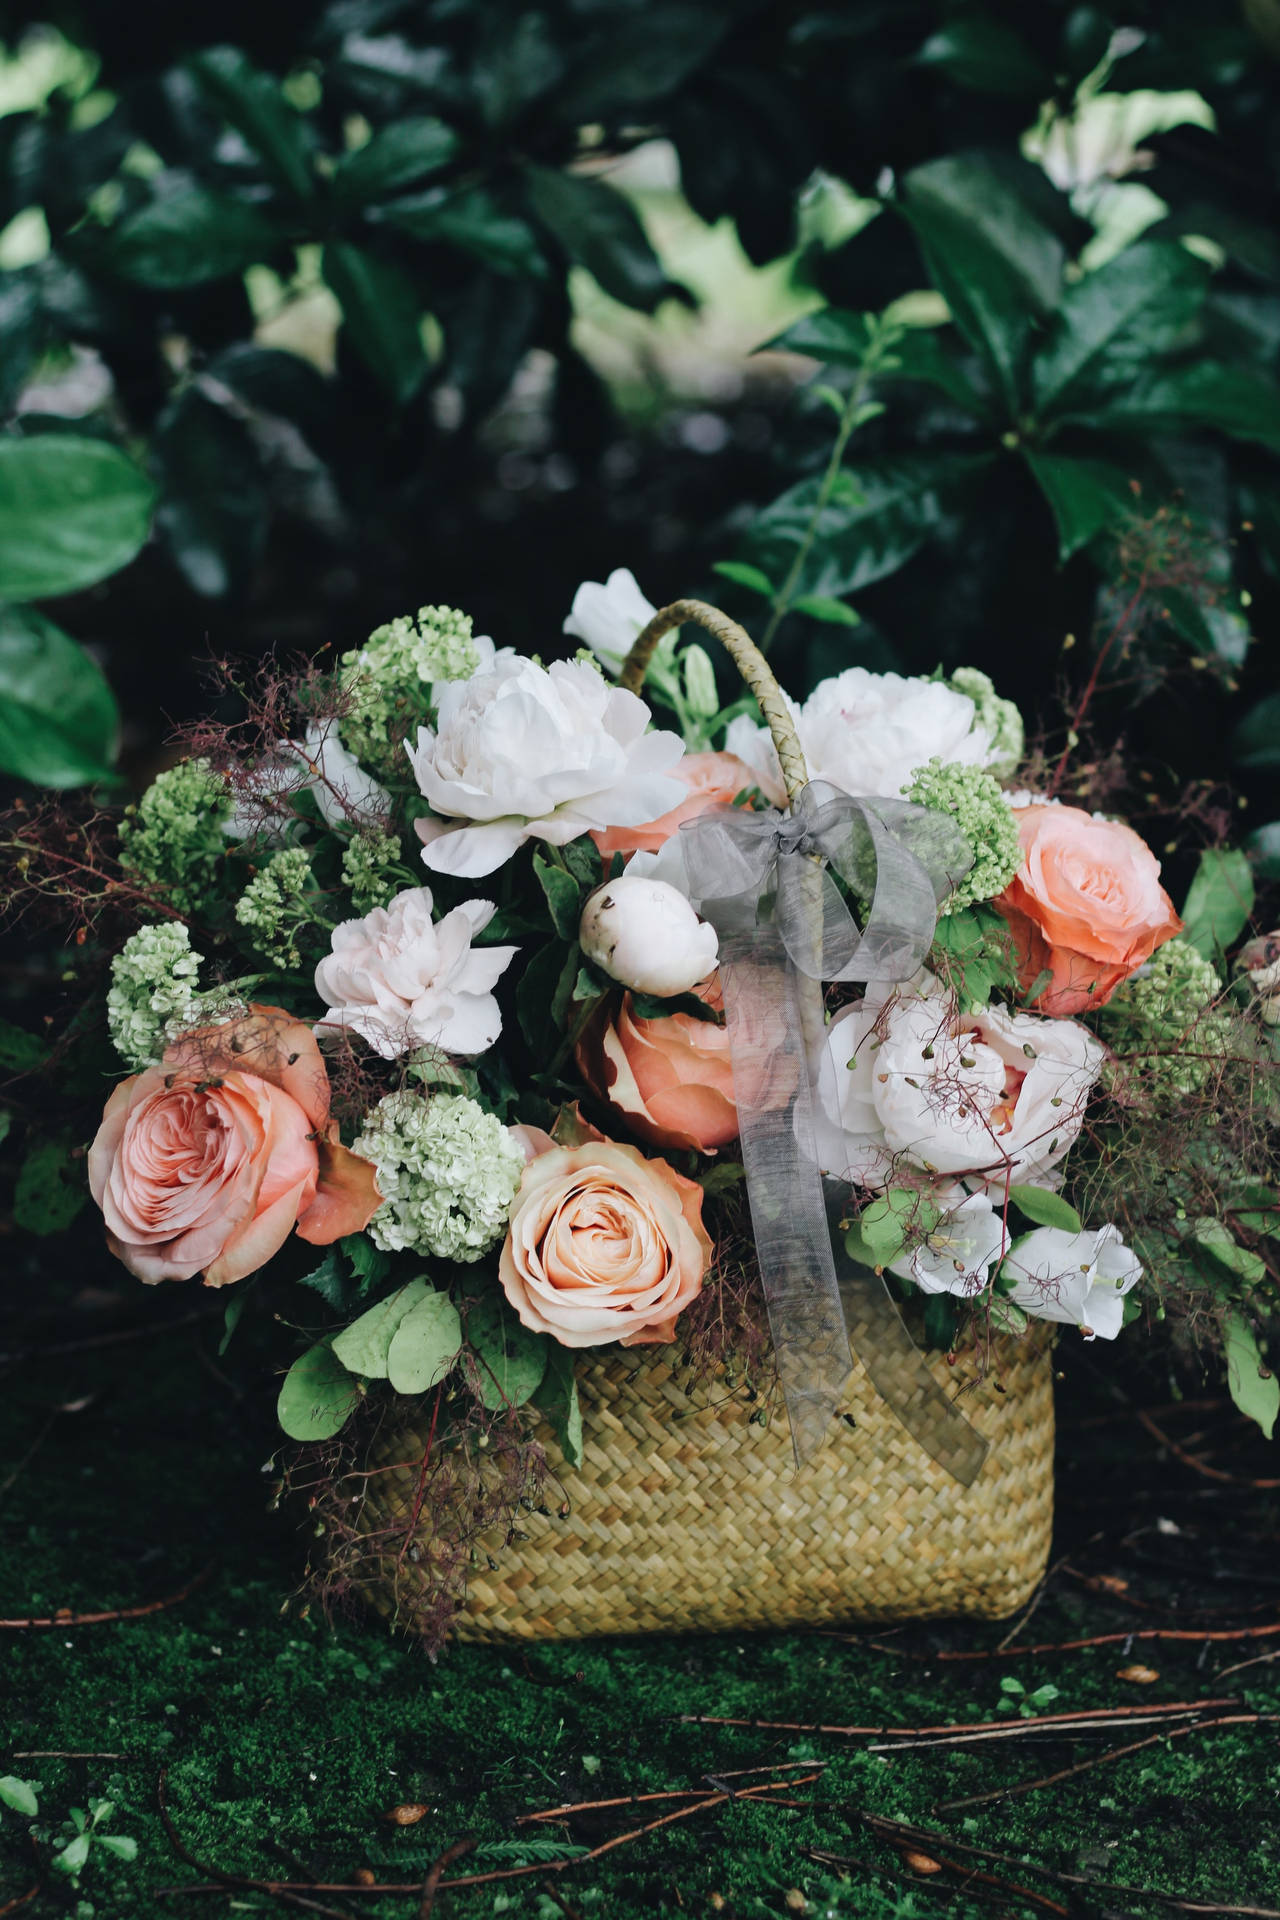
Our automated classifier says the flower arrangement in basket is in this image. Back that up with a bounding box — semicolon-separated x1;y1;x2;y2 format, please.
12;570;1278;1648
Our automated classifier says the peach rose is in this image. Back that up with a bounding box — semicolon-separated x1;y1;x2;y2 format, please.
499;1138;712;1347
996;804;1182;1016
88;1004;381;1287
576;982;737;1154
590;750;759;860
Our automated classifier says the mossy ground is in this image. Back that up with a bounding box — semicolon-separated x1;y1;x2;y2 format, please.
2;1285;1279;1920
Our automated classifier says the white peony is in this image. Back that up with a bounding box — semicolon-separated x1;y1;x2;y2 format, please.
314;886;517;1060
408;653;686;879
816;974;1104;1194
888;1190;1010;1297
724;666;1000;805
579;875;719;997
224;720;391;843
1002;1224;1142;1340
563;567;657;676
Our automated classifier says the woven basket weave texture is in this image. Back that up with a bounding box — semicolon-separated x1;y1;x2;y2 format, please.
357;1336;1055;1642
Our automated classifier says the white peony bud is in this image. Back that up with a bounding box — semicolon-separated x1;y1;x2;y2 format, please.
579;876;718;998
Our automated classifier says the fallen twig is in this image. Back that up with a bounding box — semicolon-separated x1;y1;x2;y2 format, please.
519;1760;826;1823
1135;1408;1280;1490
0;1887;38;1918
680;1697;1238;1740
0;1564;214;1631
417;1838;476;1918
807;1842;1071;1917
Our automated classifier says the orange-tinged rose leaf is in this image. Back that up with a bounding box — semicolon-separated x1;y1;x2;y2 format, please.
298;1137;382;1245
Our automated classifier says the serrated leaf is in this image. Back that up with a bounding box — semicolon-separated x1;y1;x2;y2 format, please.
792;593;861;627
1007;1185;1083;1234
296;1247;351;1311
466;1293;549;1410
562;836;607;891
97;1833;138;1861
0;436;154;601
276;1339;360;1442
533;851;583;942
386;1288;463;1394
0;1777;38;1817
331;1278;431;1378
1180;848;1255;960
1224;1313;1279;1440
0;1021;47;1072
535;1341;583;1467
711;559;775;598
341;1233;391;1300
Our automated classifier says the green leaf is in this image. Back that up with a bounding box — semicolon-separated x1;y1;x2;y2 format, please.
859;1189;940;1266
525;166;673;313
0;436;154;600
342;1234;392;1298
0;606;119;787
1007;1185;1083;1234
218;1293;247;1359
0;1777;38;1817
1151;585;1250;669
765;309;872;365
153;387;267;600
0;1023;48;1076
97;1833;138;1861
105;188;279;289
276;1339;361;1442
518;938;572;1054
321;242;427;406
375;186;547;279
898;154;1063;412
532;851;583;943
1033;241;1209;419
562;836;607;891
190;46;314;202
54;1831;91;1877
711;560;775;598
1192;1219;1267;1288
792;593;861;627
14;1137;86;1235
1180;848;1255;960
1224;1314;1279;1441
332;117;458;205
922;1292;959;1350
1090;361;1280;450
554;7;727;119
465;1293;549;1411
296;1247;351;1312
386;1288;463;1394
914;16;1051;95
1233;692;1280;771
331;1278;431;1378
1246;821;1280;880
535;1342;584;1468
884;327;992;416
1023;453;1138;562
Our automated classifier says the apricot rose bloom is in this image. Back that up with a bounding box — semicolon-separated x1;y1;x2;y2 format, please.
576;989;738;1154
88;1005;381;1287
499;1139;712;1347
997;804;1182;1016
589;750;760;860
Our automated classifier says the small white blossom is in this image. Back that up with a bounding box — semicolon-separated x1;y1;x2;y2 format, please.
579;876;718;998
107;923;204;1070
889;1191;1010;1297
224;722;391;845
353;1091;525;1261
563;567;657;676
1002;1224;1142;1340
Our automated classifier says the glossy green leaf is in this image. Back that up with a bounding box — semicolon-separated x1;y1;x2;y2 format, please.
1233;692;1280;770
525;166;672;312
331;1277;431;1378
276;1339;360;1442
1023;452;1138;561
332;117;458;204
915;16;1051;95
555;7;727;119
97;1834;138;1862
105;188;279;289
1180;847;1255;960
1224;1313;1278;1441
1033;240;1209;417
1151;585;1250;668
386;1288;463;1394
884;326;991;416
711;560;775;598
765;308;872;365
533;851;584;942
321;242;427;405
792;593;860;626
466;1293;549;1411
1090;360;1280;449
0;1778;38;1817
190;46;315;202
153;388;268;600
1007;1185;1083;1235
536;1342;584;1468
375;187;546;279
0;605;119;786
0;435;154;600
54;1831;90;1877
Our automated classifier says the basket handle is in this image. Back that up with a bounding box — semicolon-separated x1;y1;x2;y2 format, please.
620;600;808;807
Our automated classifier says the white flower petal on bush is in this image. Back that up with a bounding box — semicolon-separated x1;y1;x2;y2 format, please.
353;1090;526;1261
223;721;391;844
408;654;686;879
1002;1224;1142;1340
579;875;719;997
816;974;1104;1194
314;886;517;1060
888;1190;1010;1297
563;567;658;676
724;666;1001;805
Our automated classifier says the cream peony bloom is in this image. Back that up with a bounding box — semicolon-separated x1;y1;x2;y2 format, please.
725;666;999;805
563;567;657;676
816;974;1104;1194
314;887;517;1060
409;653;686;879
579;876;718;998
1002;1224;1141;1340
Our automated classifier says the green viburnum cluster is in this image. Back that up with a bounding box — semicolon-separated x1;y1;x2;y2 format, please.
339;604;479;776
117;759;231;916
353;1090;525;1262
904;759;1022;912
948;667;1025;776
1100;937;1236;1101
234;848;314;969
340;829;403;915
107;922;204;1070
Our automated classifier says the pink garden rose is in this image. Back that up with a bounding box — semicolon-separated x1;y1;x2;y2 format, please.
88;1005;381;1287
589;750;760;860
576;987;739;1154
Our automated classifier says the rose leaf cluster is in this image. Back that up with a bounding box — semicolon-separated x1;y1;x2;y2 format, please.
107;921;205;1070
340;604;480;775
353;1090;525;1261
118;758;231;916
904;759;1022;913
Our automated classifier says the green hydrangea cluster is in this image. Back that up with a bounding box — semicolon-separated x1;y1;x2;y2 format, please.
234;848;314;968
1100;937;1235;1101
352;1091;525;1262
339;605;479;775
117;759;231;916
106;922;204;1070
903;759;1022;912
340;829;403;915
948;667;1025;775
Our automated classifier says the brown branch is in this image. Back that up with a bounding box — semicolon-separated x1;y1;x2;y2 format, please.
0;1888;38;1919
1135;1408;1280;1489
808;1841;1071;1918
418;1838;476;1918
680;1698;1237;1740
0;1564;214;1630
519;1762;826;1824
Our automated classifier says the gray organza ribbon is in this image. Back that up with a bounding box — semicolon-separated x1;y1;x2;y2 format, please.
679;779;990;1484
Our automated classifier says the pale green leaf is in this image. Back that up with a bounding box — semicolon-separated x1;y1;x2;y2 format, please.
1007;1185;1084;1234
386;1289;463;1394
1224;1313;1279;1440
331;1278;431;1379
276;1340;360;1442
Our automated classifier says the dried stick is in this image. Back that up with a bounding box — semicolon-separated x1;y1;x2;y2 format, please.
418;1838;476;1917
0;1564;214;1630
1136;1408;1280;1489
0;1888;38;1918
807;1841;1071;1918
519;1762;825;1824
680;1697;1237;1740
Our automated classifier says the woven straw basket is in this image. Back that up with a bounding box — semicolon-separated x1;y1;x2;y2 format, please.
349;601;1056;1641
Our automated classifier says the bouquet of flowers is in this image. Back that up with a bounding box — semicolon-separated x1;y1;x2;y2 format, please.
9;569;1277;1647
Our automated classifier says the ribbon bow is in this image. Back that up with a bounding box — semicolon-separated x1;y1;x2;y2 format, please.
678;781;990;1483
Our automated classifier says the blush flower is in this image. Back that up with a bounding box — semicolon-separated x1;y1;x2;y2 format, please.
589;750;760;860
87;1005;380;1287
576;984;739;1154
